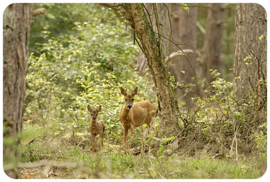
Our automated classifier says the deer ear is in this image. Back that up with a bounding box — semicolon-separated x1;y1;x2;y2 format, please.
87;105;92;112
97;105;102;112
120;87;127;96
132;87;138;96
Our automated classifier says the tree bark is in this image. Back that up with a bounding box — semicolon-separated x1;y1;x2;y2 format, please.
3;3;33;178
169;3;197;104
199;3;225;93
234;3;267;105
136;3;172;77
123;3;179;137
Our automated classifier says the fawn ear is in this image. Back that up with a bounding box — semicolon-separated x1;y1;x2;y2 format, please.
132;87;138;96
120;87;127;96
87;105;92;112
97;105;102;112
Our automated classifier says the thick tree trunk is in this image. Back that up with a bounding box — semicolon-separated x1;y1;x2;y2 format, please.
199;3;225;92
123;3;179;137
169;3;197;104
234;3;267;105
3;3;33;178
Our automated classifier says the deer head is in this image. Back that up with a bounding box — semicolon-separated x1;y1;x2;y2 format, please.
120;87;138;110
87;105;101;121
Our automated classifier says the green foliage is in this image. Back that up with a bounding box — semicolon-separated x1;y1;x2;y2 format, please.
30;3;90;54
20;4;266;179
180;3;189;12
255;130;267;153
25;4;156;145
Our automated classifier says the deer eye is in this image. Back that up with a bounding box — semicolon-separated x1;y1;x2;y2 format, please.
132;99;134;101
125;99;127;101
91;114;92;115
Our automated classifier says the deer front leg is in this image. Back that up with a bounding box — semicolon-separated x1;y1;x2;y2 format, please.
123;127;128;145
98;137;101;151
91;135;96;152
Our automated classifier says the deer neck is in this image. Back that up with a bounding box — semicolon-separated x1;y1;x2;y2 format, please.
90;119;97;125
121;105;132;121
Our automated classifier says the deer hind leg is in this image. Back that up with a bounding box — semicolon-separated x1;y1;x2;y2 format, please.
142;114;153;136
98;137;101;151
101;132;104;149
130;125;134;137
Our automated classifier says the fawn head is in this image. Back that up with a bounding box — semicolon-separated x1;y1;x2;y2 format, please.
120;87;138;110
87;105;101;121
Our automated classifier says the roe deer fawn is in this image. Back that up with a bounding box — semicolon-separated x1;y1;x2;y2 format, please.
119;87;157;145
87;105;105;152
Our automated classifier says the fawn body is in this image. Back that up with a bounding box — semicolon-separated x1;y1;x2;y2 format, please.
87;105;105;152
119;87;156;144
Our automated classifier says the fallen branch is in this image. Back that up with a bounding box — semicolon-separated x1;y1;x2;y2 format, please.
4;160;98;177
164;49;194;64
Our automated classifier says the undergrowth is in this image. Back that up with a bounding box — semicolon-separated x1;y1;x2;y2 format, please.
19;133;266;179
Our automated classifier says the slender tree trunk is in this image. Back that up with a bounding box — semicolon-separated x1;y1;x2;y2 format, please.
136;50;147;76
123;3;179;137
199;3;225;92
234;3;267;105
169;3;197;104
136;3;172;77
3;3;33;178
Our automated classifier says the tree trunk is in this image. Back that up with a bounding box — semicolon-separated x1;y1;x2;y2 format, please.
234;3;267;105
199;3;225;92
169;3;197;104
123;3;179;137
136;3;172;77
3;3;33;178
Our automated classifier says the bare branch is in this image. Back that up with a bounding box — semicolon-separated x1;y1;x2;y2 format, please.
196;22;206;35
164;49;194;64
33;8;47;16
99;3;125;13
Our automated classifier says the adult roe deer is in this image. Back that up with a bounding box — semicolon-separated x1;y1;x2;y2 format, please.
87;105;105;152
119;87;157;145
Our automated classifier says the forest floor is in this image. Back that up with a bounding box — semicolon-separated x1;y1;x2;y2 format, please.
17;131;267;179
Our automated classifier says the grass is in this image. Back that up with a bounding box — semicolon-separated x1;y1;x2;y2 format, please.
18;135;267;179
7;122;263;179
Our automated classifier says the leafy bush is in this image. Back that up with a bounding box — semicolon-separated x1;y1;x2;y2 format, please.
25;5;157;145
176;69;267;157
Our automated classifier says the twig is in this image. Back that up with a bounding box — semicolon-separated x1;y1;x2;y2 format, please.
142;3;153;27
139;159;155;178
26;138;36;145
156;157;168;179
148;158;165;178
